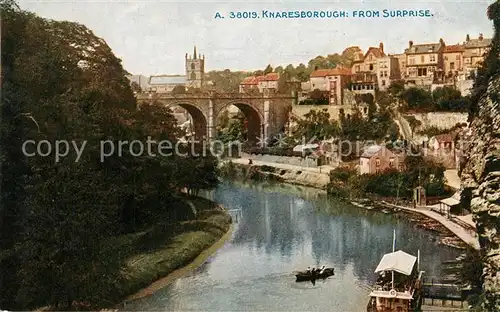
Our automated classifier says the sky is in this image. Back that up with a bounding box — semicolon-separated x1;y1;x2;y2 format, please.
18;0;495;76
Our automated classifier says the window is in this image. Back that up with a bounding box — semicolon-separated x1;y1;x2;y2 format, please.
369;55;373;61
409;58;415;65
456;55;460;60
450;62;455;70
389;157;395;167
355;65;360;72
369;64;374;71
418;68;428;76
421;55;425;63
191;63;195;70
430;55;436;62
382;80;386;86
376;158;381;167
444;56;448;60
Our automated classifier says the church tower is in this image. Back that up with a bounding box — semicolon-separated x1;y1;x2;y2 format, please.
185;45;205;88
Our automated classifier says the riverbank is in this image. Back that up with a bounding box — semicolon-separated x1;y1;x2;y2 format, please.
348;198;479;250
220;159;477;250
109;197;232;309
221;158;331;190
36;196;232;311
120;221;234;308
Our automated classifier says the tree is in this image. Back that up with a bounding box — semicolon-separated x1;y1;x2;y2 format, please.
388;80;405;97
263;64;273;75
291;109;340;141
0;3;220;309
171;85;186;94
402;87;434;111
130;81;142;93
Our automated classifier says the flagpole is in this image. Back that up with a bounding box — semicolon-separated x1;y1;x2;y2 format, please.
392;229;395;290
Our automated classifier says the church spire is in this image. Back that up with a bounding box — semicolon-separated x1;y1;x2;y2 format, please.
193;45;197;59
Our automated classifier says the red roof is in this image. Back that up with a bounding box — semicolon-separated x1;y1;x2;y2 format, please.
240;73;279;85
260;73;279;81
310;67;351;77
241;76;259;85
444;45;465;53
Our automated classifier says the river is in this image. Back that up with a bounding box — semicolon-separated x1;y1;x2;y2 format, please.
123;181;460;311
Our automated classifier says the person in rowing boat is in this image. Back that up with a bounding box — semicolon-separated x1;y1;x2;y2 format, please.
306;266;311;273
319;265;326;274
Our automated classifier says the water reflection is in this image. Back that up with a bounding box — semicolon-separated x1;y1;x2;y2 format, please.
124;181;460;312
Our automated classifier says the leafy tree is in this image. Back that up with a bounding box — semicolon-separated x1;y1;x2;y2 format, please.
205;69;250;92
0;2;221;309
130;81;142;93
263;64;273;75
387;80;405;97
401;87;434;111
432;86;461;110
291;109;340;142
171;85;186;94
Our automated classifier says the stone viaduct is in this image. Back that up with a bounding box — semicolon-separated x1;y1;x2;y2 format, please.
136;90;297;145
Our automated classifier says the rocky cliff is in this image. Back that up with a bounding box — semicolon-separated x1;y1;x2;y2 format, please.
459;2;500;309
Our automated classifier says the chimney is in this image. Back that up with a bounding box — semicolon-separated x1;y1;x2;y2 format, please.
193;46;197;59
479;33;484;41
409;40;413;48
379;42;384;53
466;34;470;42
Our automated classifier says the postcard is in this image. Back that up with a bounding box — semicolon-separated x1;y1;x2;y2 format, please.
2;0;499;311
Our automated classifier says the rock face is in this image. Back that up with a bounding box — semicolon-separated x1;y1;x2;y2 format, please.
460;74;500;308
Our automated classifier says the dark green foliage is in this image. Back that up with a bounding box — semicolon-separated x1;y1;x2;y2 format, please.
215;111;247;143
291;109;340;141
339;94;400;143
171;85;186;94
398;85;472;112
469;1;500;120
401;87;434;111
327;156;447;199
0;2;221;309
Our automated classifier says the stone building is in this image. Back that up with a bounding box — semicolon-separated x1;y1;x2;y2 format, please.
377;55;401;90
359;144;404;175
351;43;386;94
185;46;205;89
404;39;446;87
443;44;465;80
307;67;351;105
463;33;492;78
148;46;206;93
239;73;279;93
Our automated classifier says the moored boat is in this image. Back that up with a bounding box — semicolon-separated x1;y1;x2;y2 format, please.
367;230;424;311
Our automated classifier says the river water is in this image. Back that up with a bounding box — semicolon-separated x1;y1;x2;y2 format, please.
124;181;460;311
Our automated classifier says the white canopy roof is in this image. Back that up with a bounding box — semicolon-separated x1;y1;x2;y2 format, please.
292;144;319;152
440;197;460;206
374;250;417;276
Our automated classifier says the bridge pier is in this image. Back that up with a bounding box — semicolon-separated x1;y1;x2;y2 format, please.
136;92;294;149
208;99;214;141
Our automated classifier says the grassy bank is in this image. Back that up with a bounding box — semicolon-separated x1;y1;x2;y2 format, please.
108;197;231;308
34;196;232;311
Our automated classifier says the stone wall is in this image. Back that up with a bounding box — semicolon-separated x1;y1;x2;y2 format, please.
410;112;469;131
460;76;500;308
241;153;319;167
292;105;352;121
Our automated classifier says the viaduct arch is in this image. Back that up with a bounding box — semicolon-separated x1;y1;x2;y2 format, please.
137;90;296;145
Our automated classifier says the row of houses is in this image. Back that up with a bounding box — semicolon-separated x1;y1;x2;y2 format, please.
238;33;491;106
